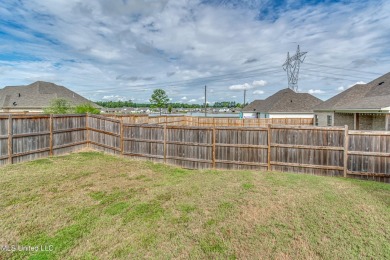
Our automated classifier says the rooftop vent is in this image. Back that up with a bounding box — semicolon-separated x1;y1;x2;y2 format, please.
378;81;384;85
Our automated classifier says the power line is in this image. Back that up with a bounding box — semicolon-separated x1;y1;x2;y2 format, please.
81;67;285;94
303;68;375;81
304;62;381;75
299;72;370;82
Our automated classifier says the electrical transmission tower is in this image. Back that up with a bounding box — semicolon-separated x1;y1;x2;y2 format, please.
282;45;307;92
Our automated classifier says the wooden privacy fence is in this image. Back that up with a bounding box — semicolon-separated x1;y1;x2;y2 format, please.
0;114;87;166
87;115;390;182
1;114;389;183
104;114;314;127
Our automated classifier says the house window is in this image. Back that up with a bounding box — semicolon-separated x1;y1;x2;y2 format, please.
327;115;332;126
314;115;319;126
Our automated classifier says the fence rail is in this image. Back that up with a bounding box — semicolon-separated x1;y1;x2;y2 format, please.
103;114;314;127
0;114;389;182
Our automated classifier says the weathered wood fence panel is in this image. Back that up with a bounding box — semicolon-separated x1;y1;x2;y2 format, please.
122;124;164;163
0;114;88;165
52;114;87;155
88;115;121;154
347;131;390;182
12;116;50;164
215;127;268;170
270;125;345;177
165;125;213;169
0;117;9;166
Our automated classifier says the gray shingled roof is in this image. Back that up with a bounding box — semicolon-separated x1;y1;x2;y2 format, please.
243;88;323;113
314;72;390;111
0;81;98;109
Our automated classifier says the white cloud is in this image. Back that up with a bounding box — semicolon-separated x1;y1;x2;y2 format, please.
308;89;325;94
252;80;267;87
229;83;253;90
102;95;127;101
253;90;264;95
229;80;267;91
181;96;187;100
188;99;197;102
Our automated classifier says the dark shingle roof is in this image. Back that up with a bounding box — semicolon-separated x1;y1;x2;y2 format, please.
243;88;323;113
314;72;390;111
242;100;264;111
0;81;98;109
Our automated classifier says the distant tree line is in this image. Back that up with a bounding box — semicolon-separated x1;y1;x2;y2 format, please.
96;100;243;108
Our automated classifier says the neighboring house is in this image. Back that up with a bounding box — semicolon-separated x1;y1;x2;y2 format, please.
101;107;136;114
0;81;98;113
242;88;323;119
313;72;390;130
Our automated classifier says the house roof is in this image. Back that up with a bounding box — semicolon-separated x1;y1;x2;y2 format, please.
314;72;390;111
243;88;323;113
0;81;98;109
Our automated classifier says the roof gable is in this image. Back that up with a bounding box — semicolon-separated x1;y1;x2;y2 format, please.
243;88;322;113
0;81;97;109
314;71;390;111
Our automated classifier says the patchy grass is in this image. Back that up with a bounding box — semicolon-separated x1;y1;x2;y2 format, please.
1;152;390;259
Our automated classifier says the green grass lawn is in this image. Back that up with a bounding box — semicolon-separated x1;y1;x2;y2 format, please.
1;152;390;259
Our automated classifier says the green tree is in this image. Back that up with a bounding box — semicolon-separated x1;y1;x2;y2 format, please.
44;98;72;114
149;89;169;115
168;104;172;114
74;103;100;114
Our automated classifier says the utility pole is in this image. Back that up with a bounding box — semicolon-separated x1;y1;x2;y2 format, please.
282;45;307;92
204;85;207;117
243;89;247;108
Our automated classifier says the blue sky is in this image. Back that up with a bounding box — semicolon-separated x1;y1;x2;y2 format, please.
0;0;389;104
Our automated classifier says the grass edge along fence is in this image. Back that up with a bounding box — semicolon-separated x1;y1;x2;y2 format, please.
1;114;389;183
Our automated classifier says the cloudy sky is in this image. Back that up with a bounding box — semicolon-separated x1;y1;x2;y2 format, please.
0;0;389;104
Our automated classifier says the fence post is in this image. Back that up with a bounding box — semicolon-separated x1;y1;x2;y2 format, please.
163;124;167;164
120;117;124;156
344;125;349;178
86;113;90;148
49;114;53;156
7;114;13;165
267;124;271;171
212;126;216;169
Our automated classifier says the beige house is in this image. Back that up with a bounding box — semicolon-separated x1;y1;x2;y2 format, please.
313;72;390;130
242;88;323;119
0;81;98;113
